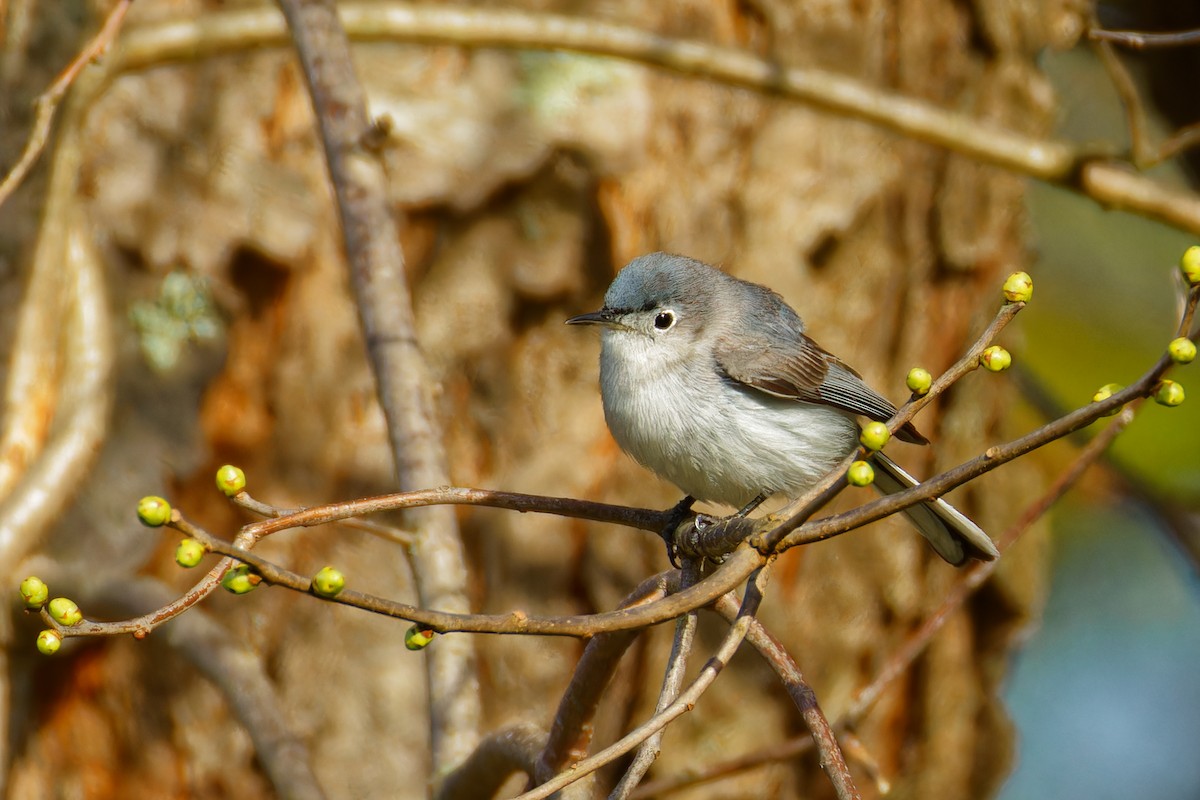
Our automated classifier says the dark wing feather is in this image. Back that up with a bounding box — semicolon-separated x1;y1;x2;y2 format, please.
714;330;928;445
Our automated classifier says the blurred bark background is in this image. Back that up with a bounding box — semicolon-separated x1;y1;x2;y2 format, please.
0;0;1081;797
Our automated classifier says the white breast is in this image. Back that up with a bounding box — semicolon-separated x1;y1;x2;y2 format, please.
598;330;858;507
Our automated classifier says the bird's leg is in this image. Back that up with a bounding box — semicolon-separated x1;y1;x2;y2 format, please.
659;495;696;568
735;493;767;518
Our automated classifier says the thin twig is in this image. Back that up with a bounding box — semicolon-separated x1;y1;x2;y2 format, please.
1092;35;1155;168
844;403;1137;722
233;491;416;546
237;486;669;539
712;595;859;800
1089;26;1200;50
772;285;1196;552
515;567;771;800
611;561;701;798
755;300;1023;554
529;572;678;789
52;520;761;639
0;0;133;208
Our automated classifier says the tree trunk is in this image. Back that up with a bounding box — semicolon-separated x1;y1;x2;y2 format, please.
0;0;1064;796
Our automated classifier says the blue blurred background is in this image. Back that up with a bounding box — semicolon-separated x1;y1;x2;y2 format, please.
1000;41;1200;800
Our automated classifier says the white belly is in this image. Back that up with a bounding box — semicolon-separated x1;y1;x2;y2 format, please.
599;334;858;507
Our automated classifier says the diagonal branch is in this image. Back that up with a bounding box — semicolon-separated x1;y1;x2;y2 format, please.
515;566;771;800
0;0;133;208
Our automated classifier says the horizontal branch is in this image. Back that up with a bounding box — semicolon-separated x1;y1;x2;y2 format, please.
238;486;670;539
182;523;762;638
1089;26;1200;50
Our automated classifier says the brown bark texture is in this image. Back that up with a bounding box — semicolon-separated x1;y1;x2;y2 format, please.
0;0;1067;797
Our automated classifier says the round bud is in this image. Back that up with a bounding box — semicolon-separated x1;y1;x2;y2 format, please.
1002;271;1034;303
859;422;890;451
215;464;247;497
846;460;875;487
136;496;172;527
979;346;1012;372
1155;380;1185;407
1091;383;1124;416
36;629;63;655
906;367;932;396
311;566;346;598
175;539;207;568
1180;245;1200;286
48;597;83;627
405;626;436;651
1168;337;1196;365
221;564;259;595
19;576;49;610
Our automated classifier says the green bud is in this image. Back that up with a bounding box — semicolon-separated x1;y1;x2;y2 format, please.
405;626;436;651
906;367;932;396
36;629;63;655
221;564;259;595
215;464;247;497
1155;380;1185;407
175;539;207;568
1168;337;1196;365
311;566;346;598
19;576;49;609
137;495;172;527
859;422;890;451
846;460;875;487
48;597;83;627
979;346;1012;372
1002;271;1034;303
1091;383;1124;416
1181;245;1200;286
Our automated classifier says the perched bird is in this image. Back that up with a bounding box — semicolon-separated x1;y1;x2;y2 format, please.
568;252;999;565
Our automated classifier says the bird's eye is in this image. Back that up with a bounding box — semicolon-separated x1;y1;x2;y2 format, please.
653;311;676;330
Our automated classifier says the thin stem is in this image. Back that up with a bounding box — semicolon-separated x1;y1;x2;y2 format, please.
515;567;771;800
611;561;701;797
0;0;133;208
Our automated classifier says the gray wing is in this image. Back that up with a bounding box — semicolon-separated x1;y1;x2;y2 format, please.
713;317;928;445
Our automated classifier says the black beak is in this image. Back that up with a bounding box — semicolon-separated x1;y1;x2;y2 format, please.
566;309;616;326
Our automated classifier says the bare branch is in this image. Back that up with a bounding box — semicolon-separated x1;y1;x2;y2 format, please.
272;0;479;773
0;0;133;208
236;486;669;539
531;573;678;788
611;561;701;798
1089;26;1200;50
711;595;859;800
53;519;760;639
436;723;549;800
771;285;1197;552
516;567;770;800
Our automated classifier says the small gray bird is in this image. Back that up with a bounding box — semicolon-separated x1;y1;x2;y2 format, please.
567;252;999;565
